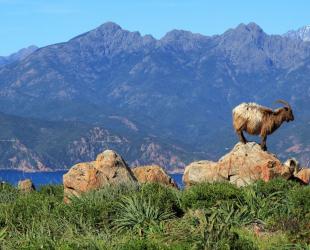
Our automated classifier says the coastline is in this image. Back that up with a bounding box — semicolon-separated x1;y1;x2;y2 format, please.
0;168;184;175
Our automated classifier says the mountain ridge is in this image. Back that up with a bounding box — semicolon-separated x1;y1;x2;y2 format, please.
0;22;309;170
284;25;310;42
0;45;38;67
0;111;196;172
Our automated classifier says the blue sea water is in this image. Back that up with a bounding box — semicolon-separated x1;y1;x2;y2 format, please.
0;170;184;188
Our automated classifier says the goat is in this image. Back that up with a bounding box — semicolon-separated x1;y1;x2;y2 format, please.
232;100;294;151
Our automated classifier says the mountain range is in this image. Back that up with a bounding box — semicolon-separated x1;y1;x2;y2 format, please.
284;25;310;42
0;45;38;67
0;22;309;171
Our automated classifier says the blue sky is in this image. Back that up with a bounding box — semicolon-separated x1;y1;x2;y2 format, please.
1;0;310;55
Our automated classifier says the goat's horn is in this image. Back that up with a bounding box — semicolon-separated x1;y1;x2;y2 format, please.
275;99;291;109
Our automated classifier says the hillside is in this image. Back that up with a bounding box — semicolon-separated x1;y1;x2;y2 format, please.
0;45;38;67
0;112;195;171
0;22;309;168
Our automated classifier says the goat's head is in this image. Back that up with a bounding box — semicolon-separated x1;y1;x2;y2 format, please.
275;99;294;122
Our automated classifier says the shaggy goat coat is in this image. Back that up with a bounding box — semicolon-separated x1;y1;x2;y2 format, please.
232;103;273;135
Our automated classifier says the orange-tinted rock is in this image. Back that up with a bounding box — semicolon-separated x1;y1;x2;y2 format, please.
183;142;293;187
183;160;226;186
63;150;137;203
18;179;35;192
132;165;177;188
294;168;310;184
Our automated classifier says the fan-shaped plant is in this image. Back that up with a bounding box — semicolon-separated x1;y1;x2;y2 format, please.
113;194;175;236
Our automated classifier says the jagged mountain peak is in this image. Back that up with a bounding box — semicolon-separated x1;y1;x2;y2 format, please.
224;22;265;37
161;29;204;40
65;21;156;55
218;22;268;54
284;25;310;42
160;29;210;51
238;22;264;32
69;21;126;41
97;21;122;32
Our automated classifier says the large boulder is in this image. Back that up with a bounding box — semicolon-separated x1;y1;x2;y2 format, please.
183;142;293;187
183;160;226;185
63;150;137;203
18;179;35;192
132;165;177;188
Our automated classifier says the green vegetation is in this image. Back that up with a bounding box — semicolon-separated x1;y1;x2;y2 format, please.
0;179;309;249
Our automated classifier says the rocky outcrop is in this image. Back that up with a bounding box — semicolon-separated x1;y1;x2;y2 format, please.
294;168;310;184
18;179;35;192
183;160;226;185
63;150;137;203
132;165;177;188
183;142;293;187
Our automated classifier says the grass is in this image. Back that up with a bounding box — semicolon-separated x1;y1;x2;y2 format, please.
0;179;309;249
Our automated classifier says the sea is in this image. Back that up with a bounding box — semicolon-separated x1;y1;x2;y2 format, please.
0;170;184;188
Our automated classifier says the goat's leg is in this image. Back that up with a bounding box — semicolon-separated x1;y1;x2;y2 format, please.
260;135;267;151
237;130;247;144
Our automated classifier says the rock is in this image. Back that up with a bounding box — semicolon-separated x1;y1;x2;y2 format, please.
18;179;35;192
132;165;177;188
183;160;226;186
183;142;293;187
294;168;310;184
63;150;137;203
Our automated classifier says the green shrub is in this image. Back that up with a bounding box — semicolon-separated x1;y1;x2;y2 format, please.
209;200;256;227
238;187;288;223
268;186;310;244
0;181;308;249
251;178;300;198
164;208;257;250
39;184;64;200
117;238;166;250
288;185;310;215
67;183;139;229
180;182;242;210
140;183;182;216
234;227;292;250
0;183;19;203
113;194;175;236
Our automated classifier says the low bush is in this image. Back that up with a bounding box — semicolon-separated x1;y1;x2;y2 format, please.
139;183;182;216
180;182;242;210
268;185;310;244
251;178;300;198
288;185;310;215
0;180;308;249
39;184;64;200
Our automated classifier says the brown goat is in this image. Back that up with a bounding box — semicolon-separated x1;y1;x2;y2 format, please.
232;100;294;150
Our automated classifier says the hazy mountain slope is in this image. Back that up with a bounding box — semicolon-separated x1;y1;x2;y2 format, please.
0;22;309;167
0;45;38;67
0;112;195;171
